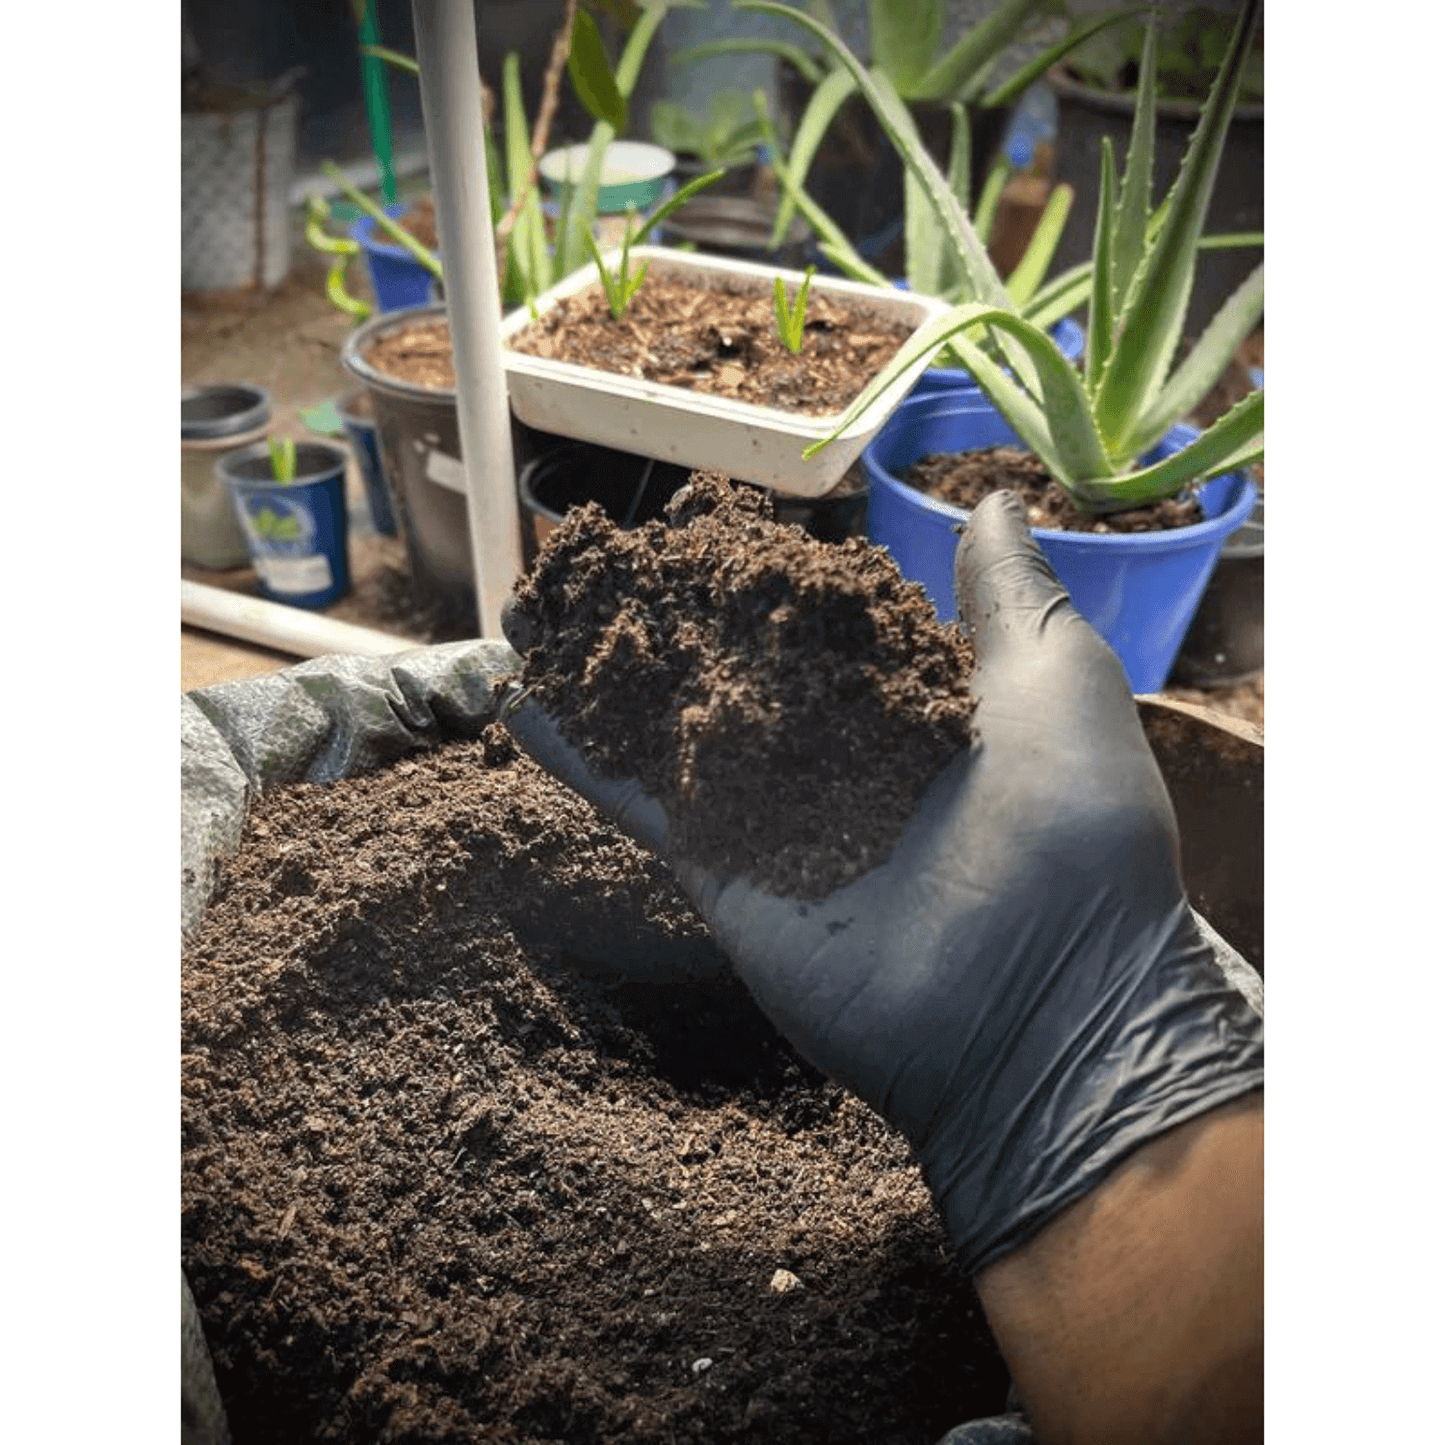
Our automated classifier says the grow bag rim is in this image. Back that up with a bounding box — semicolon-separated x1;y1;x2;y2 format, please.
1045;64;1264;125
864;397;1258;553
340;302;458;404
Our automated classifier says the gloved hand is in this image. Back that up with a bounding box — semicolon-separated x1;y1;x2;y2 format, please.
500;491;1263;1276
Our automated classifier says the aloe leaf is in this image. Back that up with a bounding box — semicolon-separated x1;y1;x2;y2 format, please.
978;6;1150;109
1126;262;1263;458
1020;260;1091;329
971;149;1012;247
1084;138;1116;394
556;121;615;277
739;5;1012;316
614;0;671;99
802;304;1108;488
1093;0;1262;448
768;66;857;251
319;163;443;279
670;39;825;86
870;0;942;97
1198;231;1264;249
1004;182;1072;307
502;54;532;203
1107;13;1157;317
359;43;419;76
751;92;884;280
1070;390;1262;508
910;0;1038;104
629;166;727;240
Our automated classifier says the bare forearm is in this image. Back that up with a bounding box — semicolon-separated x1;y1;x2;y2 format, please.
975;1091;1264;1445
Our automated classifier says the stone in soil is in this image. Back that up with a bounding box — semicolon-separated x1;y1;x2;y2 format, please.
506;473;978;900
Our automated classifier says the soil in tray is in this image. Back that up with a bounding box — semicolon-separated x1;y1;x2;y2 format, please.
505;271;916;416
506;473;978;899
181;730;1011;1444
904;446;1205;534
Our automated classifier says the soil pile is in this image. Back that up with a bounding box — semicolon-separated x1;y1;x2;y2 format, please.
181;730;1010;1444
506;474;978;899
505;273;915;416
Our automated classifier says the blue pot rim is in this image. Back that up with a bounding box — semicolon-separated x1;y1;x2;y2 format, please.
864;395;1258;552
215;439;350;490
350;204;431;259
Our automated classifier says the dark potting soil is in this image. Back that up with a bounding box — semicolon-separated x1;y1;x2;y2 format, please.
181;729;1011;1444
904;446;1205;534
506;474;978;900
505;273;916;416
364;318;457;391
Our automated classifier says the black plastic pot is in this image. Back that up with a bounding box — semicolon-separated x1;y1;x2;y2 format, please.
1045;67;1263;339
518;442;871;568
1169;499;1264;689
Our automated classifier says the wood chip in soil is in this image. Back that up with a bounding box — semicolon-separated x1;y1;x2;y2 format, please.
181;727;1010;1444
507;473;978;900
904;447;1204;533
505;272;915;416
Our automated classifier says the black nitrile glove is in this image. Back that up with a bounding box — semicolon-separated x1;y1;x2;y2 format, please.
500;492;1264;1276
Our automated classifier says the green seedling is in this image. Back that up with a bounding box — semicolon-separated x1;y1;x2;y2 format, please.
585;167;728;320
773;265;816;353
268;436;298;484
775;0;1262;515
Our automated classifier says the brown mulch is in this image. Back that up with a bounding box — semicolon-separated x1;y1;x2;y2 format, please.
506;474;977;900
505;273;916;417
181;729;1011;1445
903;446;1205;533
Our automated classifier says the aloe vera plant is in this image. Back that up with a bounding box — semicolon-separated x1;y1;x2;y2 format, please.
707;0;1141;258
780;0;1263;514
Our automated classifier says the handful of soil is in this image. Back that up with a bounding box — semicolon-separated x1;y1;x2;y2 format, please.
506;473;978;899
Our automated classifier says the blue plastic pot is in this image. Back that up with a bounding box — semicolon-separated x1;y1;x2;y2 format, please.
351;204;436;313
216;440;352;609
910;316;1086;399
338;391;398;536
862;394;1258;693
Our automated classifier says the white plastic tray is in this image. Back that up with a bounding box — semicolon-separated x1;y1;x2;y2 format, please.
499;247;949;498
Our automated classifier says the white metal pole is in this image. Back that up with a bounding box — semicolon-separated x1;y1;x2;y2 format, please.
410;0;523;640
182;581;417;660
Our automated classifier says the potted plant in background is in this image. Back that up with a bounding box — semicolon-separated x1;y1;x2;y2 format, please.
649;87;768;195
785;0;1262;694
683;0;1139;271
217;434;354;610
1045;2;1264;338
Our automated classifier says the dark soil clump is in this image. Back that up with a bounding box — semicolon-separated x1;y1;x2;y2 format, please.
506;273;915;416
506;474;978;899
904;445;1205;533
182;730;1010;1444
